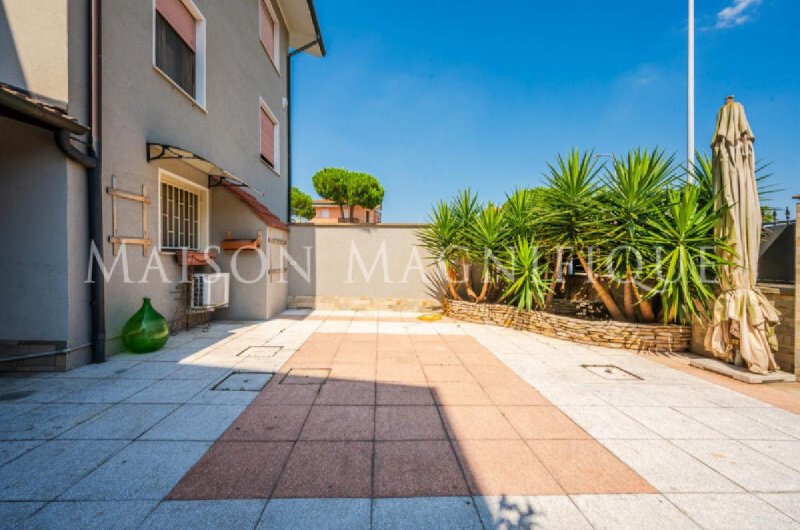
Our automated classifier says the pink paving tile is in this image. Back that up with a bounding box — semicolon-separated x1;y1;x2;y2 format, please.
440;406;521;440
374;441;469;497
376;363;426;384
499;406;590;439
377;351;419;364
430;382;494;406
332;350;377;365
375;406;447;440
221;404;311;441
422;365;475;383
252;382;320;405
328;363;376;382
168;441;293;499
272;441;373;498
300;406;375;441
454;440;563;496
281;368;330;385
376;384;435;406
481;382;551;406
316;380;375;405
416;350;462;366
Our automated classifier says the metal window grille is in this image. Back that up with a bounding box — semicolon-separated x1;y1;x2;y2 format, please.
161;181;199;249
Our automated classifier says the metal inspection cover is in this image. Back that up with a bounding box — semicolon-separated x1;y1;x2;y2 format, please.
582;364;642;381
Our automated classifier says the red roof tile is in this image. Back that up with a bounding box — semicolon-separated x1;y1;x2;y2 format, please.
220;181;288;231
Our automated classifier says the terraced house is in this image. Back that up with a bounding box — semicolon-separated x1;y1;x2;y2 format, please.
0;0;325;369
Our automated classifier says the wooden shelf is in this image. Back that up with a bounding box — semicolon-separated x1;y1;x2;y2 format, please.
220;230;262;251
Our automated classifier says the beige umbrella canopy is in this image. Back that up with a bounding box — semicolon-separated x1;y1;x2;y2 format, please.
704;97;780;375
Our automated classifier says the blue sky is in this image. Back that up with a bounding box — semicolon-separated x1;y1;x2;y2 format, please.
291;0;799;222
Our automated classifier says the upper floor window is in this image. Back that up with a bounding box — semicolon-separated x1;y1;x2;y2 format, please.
260;102;279;173
154;0;206;106
259;0;280;72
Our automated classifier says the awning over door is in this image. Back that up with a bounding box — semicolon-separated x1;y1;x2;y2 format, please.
146;142;261;194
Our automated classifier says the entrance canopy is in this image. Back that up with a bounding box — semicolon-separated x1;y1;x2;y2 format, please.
146;143;261;194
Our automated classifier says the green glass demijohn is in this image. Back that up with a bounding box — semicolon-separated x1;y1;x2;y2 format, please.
122;297;169;353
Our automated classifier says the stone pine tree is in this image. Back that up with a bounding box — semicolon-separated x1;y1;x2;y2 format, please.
290;187;315;221
312;168;384;222
312;168;350;220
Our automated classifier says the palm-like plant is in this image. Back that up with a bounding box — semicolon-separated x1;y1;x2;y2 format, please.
467;204;507;302
416;201;463;300
603;148;677;322
642;186;729;325
539;149;627;321
450;189;481;300
500;237;549;311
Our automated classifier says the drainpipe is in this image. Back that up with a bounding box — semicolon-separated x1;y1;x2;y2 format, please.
55;0;105;364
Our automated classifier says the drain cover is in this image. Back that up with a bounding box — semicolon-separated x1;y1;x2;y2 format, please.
582;364;642;381
213;372;272;391
238;346;282;358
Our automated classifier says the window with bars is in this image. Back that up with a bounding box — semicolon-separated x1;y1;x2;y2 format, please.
160;180;201;250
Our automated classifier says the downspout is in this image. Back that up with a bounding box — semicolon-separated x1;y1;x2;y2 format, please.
55;0;105;364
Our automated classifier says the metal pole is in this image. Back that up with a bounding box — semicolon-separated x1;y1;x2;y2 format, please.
687;0;695;179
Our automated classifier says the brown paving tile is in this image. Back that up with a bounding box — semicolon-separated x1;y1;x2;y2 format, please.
423;365;475;383
376;363;426;384
500;406;590;440
281;368;330;385
454;440;563;496
328;363;376;382
482;382;551;406
316;381;375;405
374;441;468;497
273;441;373;498
222;404;311;441
431;382;494;406
168;441;293;499
252;382;320;405
440;406;520;440
300;405;374;440
376;384;435;406
527;439;656;494
376;406;446;440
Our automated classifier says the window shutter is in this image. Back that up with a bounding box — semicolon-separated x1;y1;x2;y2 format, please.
261;108;275;166
260;0;276;62
156;0;196;51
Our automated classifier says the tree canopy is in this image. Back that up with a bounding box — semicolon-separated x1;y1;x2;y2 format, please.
312;168;384;222
290;186;315;221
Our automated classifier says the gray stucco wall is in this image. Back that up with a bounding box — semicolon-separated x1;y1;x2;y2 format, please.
287;224;443;310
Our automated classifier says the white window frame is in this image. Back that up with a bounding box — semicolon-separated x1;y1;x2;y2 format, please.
152;0;207;109
157;169;210;252
260;0;281;74
259;98;280;175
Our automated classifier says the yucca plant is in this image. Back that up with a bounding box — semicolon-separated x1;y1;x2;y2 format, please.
467;204;507;302
539;149;627;321
642;186;729;325
603;148;677;322
450;189;481;300
500;237;549;311
416;201;463;300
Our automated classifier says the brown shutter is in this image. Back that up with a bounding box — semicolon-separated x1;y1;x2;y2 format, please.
261;108;275;166
156;0;196;51
260;0;276;62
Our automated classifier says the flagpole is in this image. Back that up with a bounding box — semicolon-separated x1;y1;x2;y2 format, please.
687;0;695;180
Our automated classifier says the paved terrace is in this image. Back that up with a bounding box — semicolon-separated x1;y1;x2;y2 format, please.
1;310;800;529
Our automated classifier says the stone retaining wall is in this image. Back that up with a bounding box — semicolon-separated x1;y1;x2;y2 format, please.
444;300;691;353
288;295;441;312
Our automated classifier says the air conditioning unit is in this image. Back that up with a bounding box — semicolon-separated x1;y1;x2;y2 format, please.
191;273;230;309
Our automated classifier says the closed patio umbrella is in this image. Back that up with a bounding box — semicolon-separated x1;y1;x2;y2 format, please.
704;97;780;375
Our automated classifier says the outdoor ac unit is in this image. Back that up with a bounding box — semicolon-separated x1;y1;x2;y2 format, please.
191;273;230;309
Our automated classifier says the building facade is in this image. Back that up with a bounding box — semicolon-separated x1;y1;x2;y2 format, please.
0;0;324;369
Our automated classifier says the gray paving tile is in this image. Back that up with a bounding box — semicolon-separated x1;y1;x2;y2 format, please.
111;362;182;380
59;360;142;379
61;379;155;404
733;406;800;439
0;440;126;500
58;404;178;440
0;376;38;393
742;440;800;473
61;441;210;500
617;406;725;440
0;403;109;440
474;495;591;529
601;439;742;493
188;389;260;405
759;493;800;523
213;372;272;391
144;500;265;529
674;439;800;492
570;494;698;530
558;406;659;439
123;378;211;404
0;501;45;529
0;403;40;424
0;441;41;466
8;379;90;403
675;407;793;440
666;493;797;529
141;404;246;441
373;497;482;530
24;500;157;530
257;499;370;530
171;365;231;381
